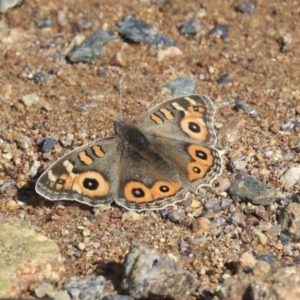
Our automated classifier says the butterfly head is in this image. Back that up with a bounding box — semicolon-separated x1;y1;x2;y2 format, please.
113;119;150;150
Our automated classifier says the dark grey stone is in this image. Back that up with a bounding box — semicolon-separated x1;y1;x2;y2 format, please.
228;176;276;205
256;254;277;263
117;15;175;46
217;73;231;84
281;120;299;132
68;30;114;63
234;101;260;118
236;2;256;14
0;181;16;194
32;72;47;83
37;18;53;28
165;77;197;98
178;20;203;35
122;239;197;299
62;275;106;300
41;137;58;154
208;24;229;41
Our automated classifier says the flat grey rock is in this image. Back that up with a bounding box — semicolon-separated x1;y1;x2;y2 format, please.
228;176;276;205
122;239;197;299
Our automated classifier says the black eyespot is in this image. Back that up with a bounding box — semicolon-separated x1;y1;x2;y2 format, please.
132;188;145;198
83;178;99;190
56;178;65;185
196;150;207;160
193;105;199;112
188;122;200;133
193;167;201;174
159;185;170;193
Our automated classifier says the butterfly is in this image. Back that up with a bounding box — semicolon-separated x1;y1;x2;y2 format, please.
35;95;223;211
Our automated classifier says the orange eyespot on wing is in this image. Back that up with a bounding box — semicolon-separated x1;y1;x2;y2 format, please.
124;181;153;203
124;181;182;203
72;171;110;197
55;173;75;190
151;181;181;199
48;171;111;198
187;144;215;165
186;105;205;117
180;116;208;140
186;144;216;181
187;161;210;180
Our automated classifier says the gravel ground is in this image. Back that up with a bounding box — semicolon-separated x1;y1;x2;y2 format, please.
0;0;300;299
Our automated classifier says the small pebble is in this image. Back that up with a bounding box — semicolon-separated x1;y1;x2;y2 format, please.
113;51;127;67
29;160;41;177
253;228;268;245
21;93;40;106
230;155;247;172
278;33;292;53
16;137;33;150
239;252;257;269
6;199;19;211
216;178;231;193
77;243;86;251
190;198;200;208
194;217;211;235
32;72;47;83
256;254;277;263
177;20;203;35
40;137;58;154
33;282;54;298
192;208;202;218
59;133;74;147
157;46;183;62
236;2;256;14
208;24;229;41
37;18;53;28
165;77;197;98
122;211;142;221
57;11;67;26
291;192;300;203
73;18;96;32
281;120;298;132
168;209;186;222
82;228;91;237
280;166;300;188
280;202;300;241
268;224;282;236
235;101;260;118
0;181;16;194
280;233;290;245
221;198;233;209
217;73;231;84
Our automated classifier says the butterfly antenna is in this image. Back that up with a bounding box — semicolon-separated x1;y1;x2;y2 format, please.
119;75;123;119
68;100;114;122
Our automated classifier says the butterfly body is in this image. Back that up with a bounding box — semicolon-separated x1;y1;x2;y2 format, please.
36;95;223;211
